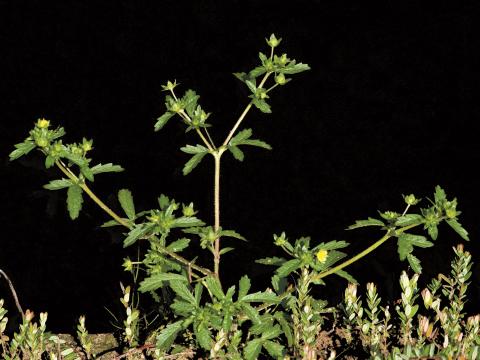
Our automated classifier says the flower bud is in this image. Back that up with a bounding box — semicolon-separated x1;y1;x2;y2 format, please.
36;118;50;129
275;73;286;85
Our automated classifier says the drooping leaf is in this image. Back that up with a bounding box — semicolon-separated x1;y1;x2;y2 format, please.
397;235;414;261
446;219;469;241
238;275;251;300
66;185;83;220
334;269;358;284
233;72;248;83
228;145;244;161
347;218;385;230
243;339;263;360
45;155;55;168
9;141;36;161
118;189;136;220
245;79;257;94
156;320;183;352
276;259;301;278
166;238;190;252
43;178;73;190
407;253;422;273
426;223;438;240
100;219;122;228
90;163;124;175
169;280;196;305
154;112;174;131
139;273;188;293
183;152;208;175
273;311;293;347
251;98;271;113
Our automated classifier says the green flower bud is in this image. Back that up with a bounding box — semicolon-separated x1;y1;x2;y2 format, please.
182;203;196;217
161;80;178;92
274;232;287;246
266;34;282;48
36;118;50;129
35;137;49;148
403;194;419;206
275;73;286;85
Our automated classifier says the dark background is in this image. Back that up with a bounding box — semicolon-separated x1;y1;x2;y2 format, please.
1;1;479;333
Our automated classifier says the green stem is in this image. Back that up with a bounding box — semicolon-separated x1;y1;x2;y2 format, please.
213;151;223;277
54;160;214;277
313;223;420;282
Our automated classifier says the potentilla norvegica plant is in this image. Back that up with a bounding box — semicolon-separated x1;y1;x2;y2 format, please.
7;34;470;359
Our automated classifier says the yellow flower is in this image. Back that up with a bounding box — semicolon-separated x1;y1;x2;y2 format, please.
37;118;50;128
316;249;328;263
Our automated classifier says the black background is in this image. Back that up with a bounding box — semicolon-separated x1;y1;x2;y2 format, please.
1;1;479;333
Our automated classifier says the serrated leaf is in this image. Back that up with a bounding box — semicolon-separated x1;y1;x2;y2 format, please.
347;218;385;230
263;340;284;357
156;320;183;352
273;311;293;347
123;223;152;247
255;256;286;266
242;303;261;324
249;66;266;78
174;216;205;228
434;185;447;204
238;275;251;300
446;219;469;241
183;152;208;175
395;214;424;227
245;79;257;93
118;189;135;220
228;145;244;161
9;141;36;161
233;72;248;83
63;152;87;167
243;339;263;360
406;234;433;248
312;240;349;251
196;324;212;350
241;139;272;149
276;259;301;278
334;269;358;284
139;273;188;293
251;98;271;113
43;178;73;190
155;112;174;131
219;247;235;255
167;238;190;252
182;90;200;117
426;223;438;240
282;62;311;74
67;185;83;220
170;280;196;305
158;194;170;209
241;291;279;304
100;219;122;228
397;235;414;261
170;300;196;315
230;129;252;145
81;166;94;181
220;229;246;241
90;163;124;175
262;324;283;340
407;254;422;273
205;276;224;300
45;155;55;168
180;144;209;154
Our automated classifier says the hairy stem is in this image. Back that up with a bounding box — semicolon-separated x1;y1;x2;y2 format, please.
0;269;23;317
213;151;222;277
54;160;214;277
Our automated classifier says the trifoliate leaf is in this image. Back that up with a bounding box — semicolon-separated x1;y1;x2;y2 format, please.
156;320;183;352
334;270;358;284
118;189;135;220
205;276;224;300
66;185;83;220
243;339;263;360
43;178;73;190
169;280;196;305
446;218;469;241
166;238;190;252
238;275;251;300
395;214;424;227
276;259;301;278
347;218;385;230
180;144;209;154
154;112;174;131
139;273;188;293
251;98;271;113
90;163;124;175
407;253;422;273
9;141;36;161
228;145;244;161
183;152;208;175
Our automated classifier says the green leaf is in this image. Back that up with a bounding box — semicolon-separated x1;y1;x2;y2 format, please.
228;145;244;161
139;273;188;293
230;129;252;145
123;223;152;247
156;320;183;352
335;269;358;284
66;185;83;220
312;240;349;252
262;324;283;340
347;218;385;230
273;311;293;347
406;234;433;248
276;259;301;278
219;247;235;255
282;62;311;74
80;166;94;182
174;216;205;228
169;280;196;305
43;178;73;190
233;72;248;83
251;98;271;113
245;79;257;93
238;275;251;300
45;155;55;168
434;185;447;204
263;340;284;358
241;291;279;304
395;214;424;227
63;152;87;167
241;139;272;150
219;229;246;241
205;276;224;300
90;163;124;175
9;141;36;161
426;223;438;240
182;90;200;117
158;194;170;209
180;144;209;154
154;112;174;131
397;235;414;261
255;256;286;266
183;152;208;175
446;219;469;241
249;66;266;78
407;254;422;273
244;339;263;360
100;219;123;228
170;300;196;315
117;189;135;220
195;325;212;350
242;303;261;324
166;238;190;252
